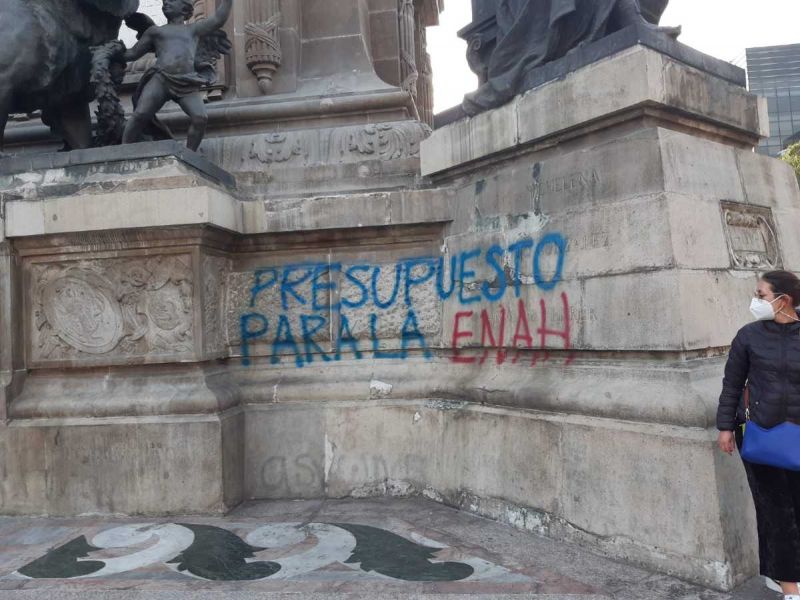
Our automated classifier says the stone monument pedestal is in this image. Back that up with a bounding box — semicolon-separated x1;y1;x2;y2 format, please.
0;142;244;515
0;37;797;592
418;43;794;589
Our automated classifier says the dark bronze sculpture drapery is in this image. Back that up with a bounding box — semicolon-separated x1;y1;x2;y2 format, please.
463;0;676;115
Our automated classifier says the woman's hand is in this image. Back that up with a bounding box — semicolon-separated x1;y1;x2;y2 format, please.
717;430;736;455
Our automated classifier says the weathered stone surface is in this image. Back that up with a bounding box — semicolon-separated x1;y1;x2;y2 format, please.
545;195;677;278
1;146;241;238
244;404;327;500
0;414;233;516
250;189;453;233
658;128;746;202
207;119;432;199
737;148;800;210
201;253;229;358
448;129;667;233
9;365;238;419
4;183;452;241
0;141;235;187
6;187;241;238
517;47;766;147
0;242;24;422
668;195;732;270
221;409;245;508
581;270;753;352
241;399;757;590
231;350;722;427
420;100;517;178
226;267;332;364
338;258;442;346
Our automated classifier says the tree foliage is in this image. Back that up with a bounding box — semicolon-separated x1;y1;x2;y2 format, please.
782;142;800;180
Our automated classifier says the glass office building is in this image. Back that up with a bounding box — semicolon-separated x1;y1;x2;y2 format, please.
746;43;800;156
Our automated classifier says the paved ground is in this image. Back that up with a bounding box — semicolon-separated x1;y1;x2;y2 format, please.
0;498;777;599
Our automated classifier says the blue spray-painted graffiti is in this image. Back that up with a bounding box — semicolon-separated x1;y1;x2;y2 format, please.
239;233;570;367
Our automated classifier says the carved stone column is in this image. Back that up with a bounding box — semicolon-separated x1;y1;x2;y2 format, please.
192;0;208;20
0;244;12;422
245;0;283;94
414;3;434;127
397;0;437;127
0;240;23;423
398;0;418;100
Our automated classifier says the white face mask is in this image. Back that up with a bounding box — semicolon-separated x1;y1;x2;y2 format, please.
750;295;784;321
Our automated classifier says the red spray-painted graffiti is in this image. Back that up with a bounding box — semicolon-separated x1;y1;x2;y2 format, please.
451;294;574;366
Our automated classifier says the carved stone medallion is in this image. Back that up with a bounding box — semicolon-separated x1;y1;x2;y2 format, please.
42;273;123;354
720;201;782;270
30;254;195;366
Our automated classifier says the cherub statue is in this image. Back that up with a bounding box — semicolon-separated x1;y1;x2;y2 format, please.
121;0;233;151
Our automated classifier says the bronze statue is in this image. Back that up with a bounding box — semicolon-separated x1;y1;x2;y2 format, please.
463;0;679;115
121;0;233;151
0;0;139;152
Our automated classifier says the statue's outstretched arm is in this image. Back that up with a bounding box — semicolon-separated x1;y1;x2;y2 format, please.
193;0;233;36
123;28;155;62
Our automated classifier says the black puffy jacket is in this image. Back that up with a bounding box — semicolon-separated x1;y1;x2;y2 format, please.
717;319;800;431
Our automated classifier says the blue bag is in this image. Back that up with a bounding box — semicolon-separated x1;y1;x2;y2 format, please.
740;387;800;471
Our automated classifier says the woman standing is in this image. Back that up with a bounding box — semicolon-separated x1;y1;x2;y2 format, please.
718;271;800;599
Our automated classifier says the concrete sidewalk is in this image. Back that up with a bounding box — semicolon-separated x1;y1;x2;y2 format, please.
0;498;775;599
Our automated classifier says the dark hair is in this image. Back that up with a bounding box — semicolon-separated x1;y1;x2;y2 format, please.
761;270;800;306
165;0;194;19
180;0;194;18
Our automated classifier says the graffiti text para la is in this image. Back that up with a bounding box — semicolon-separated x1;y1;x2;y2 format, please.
240;233;570;367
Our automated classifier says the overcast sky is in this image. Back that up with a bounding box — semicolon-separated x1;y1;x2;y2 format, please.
428;0;800;112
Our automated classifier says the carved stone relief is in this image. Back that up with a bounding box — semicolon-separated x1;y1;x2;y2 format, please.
333;123;426;161
225;271;253;347
399;0;418;98
30;255;194;365
202;254;228;355
245;0;282;94
248;122;431;166
415;13;434;127
398;0;436;127
251;132;308;164
720;201;782;270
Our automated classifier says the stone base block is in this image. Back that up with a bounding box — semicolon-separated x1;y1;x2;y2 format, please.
422;45;767;176
242;399;756;591
0;410;243;516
